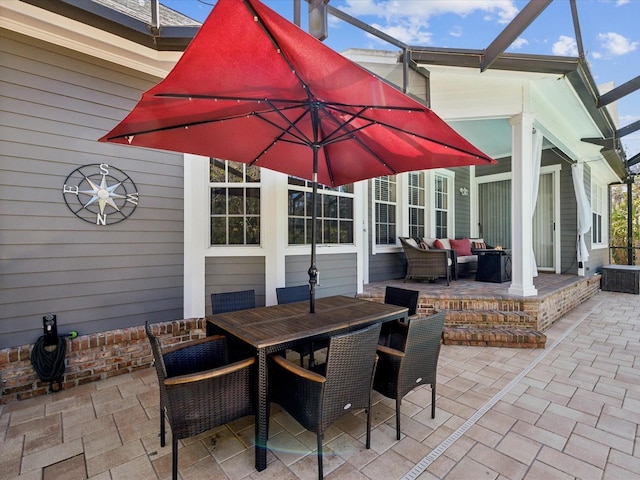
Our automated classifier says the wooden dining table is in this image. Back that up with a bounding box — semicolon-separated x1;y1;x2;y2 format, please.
206;295;408;472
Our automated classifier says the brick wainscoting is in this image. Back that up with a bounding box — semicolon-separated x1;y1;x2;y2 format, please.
0;319;207;404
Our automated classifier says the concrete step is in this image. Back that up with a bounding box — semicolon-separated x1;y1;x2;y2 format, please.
442;325;546;348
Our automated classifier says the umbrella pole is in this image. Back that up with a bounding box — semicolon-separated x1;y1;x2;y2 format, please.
308;148;319;314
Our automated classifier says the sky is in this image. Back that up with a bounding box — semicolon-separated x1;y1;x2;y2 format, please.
159;0;640;159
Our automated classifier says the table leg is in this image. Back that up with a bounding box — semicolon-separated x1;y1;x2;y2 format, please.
255;348;268;471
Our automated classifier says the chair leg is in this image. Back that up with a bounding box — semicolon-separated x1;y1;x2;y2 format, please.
431;384;436;419
172;435;179;480
395;397;401;441
317;433;323;480
160;405;166;447
366;407;372;449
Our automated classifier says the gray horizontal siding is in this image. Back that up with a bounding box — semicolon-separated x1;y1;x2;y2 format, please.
285;253;357;298
369;252;405;282
205;257;266;313
0;31;184;349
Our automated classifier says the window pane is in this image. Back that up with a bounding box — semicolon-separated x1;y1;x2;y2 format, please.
324;195;338;218
246;165;260;182
212;189;227;215
246;217;260;244
340;220;353;243
289;190;305;216
324;219;338;243
210;158;226;182
228;161;244;183
246;188;260;214
289;217;305;244
228;217;244;244
228;188;244;215
211;217;227;245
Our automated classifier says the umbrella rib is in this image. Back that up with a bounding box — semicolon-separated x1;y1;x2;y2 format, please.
103;97;305;141
325;104;492;161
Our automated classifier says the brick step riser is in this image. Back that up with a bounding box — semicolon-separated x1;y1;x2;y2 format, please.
416;298;527;314
442;326;546;349
444;311;535;329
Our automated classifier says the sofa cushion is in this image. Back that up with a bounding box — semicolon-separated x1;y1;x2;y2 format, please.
433;238;451;250
456;255;478;264
405;237;419;248
450;238;472;256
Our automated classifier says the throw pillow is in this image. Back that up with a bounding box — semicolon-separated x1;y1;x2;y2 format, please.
450;238;473;256
471;240;486;249
419;240;430;250
433;239;445;249
405;237;419;248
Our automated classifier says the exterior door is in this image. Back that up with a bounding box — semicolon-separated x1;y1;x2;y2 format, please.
533;172;555;270
478;168;558;272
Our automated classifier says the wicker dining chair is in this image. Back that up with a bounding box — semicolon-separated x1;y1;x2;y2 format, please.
373;311;446;440
268;322;382;479
275;284;326;367
145;322;255;480
211;289;256;314
275;284;309;304
209;289;257;360
379;286;419;348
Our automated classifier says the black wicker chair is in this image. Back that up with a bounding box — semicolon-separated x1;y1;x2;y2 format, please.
373;311;446;440
276;284;326;367
211;289;256;314
209;289;257;360
379;286;419;347
145;322;255;480
268;322;382;479
275;284;309;304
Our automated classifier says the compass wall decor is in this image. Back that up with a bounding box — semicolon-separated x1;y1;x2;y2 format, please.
62;163;140;226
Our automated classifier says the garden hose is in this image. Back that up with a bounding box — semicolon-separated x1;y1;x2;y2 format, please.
31;335;67;392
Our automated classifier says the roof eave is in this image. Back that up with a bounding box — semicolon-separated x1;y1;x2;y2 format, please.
410;47;627;178
19;0;199;51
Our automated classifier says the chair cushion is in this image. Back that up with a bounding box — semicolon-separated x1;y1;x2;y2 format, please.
450;238;472;256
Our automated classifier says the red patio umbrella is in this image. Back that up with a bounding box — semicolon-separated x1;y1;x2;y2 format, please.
100;0;495;313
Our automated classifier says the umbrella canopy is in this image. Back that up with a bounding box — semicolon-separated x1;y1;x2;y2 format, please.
100;0;495;311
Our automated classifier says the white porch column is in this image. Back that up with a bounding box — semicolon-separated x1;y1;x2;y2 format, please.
508;113;538;296
262;169;287;305
183;154;209;318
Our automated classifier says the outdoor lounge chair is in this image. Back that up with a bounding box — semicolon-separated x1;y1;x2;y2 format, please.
373;311;446;440
267;322;381;479
398;236;451;285
145;322;255;480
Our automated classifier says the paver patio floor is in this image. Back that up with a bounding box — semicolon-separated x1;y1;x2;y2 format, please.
2;289;639;479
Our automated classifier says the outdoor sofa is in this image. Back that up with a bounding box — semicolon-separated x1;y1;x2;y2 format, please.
399;236;491;281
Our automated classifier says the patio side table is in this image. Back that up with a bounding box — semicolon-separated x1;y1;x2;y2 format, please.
475;249;512;283
601;265;640;294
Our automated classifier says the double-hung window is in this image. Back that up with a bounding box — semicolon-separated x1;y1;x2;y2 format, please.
374;176;397;245
408;172;426;238
287;178;354;245
209;159;261;245
434;173;450;239
591;181;606;246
